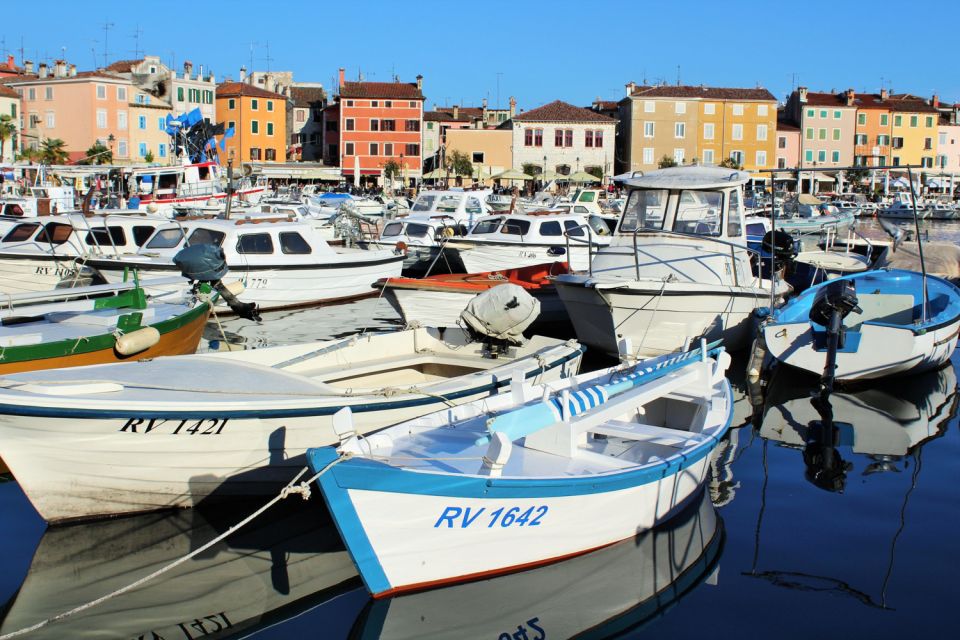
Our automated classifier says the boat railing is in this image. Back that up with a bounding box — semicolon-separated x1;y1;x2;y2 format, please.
630;227;761;285
562;223;595;276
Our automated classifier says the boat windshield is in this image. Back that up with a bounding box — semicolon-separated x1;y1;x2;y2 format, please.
382;222;403;237
618;189;667;232
577;190;597;202
188;228;226;247
673;190;723;236
436;195;463;212
405;223;430;238
145;228;185;249
471;218;502;234
412;194;438;212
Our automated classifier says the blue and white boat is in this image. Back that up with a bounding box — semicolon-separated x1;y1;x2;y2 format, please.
308;343;732;597
763;269;960;381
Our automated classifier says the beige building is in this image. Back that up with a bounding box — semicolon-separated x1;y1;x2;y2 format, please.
107;56;217;123
617;84;777;172
129;88;173;162
784;88;857;168
445;128;513;184
0;83;21;162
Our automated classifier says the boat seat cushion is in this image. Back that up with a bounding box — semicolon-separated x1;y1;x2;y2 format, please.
843;293;915;328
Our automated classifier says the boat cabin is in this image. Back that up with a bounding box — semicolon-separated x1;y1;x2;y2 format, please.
408;190;491;226
0;214;164;257
124;162;223;204
465;211;613;245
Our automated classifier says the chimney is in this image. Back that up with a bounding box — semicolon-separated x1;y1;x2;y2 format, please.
798;86;808;103
69;63;76;77
453;105;459;119
184;60;193;76
416;74;423;91
338;67;345;88
845;88;855;106
54;59;66;78
880;87;889;101
509;96;516;118
625;81;636;96
5;54;13;69
239;66;247;82
482;97;487;108
38;62;48;79
932;94;940;109
24;60;33;75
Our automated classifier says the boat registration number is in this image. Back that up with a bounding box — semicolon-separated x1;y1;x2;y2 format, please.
119;418;229;435
433;505;548;529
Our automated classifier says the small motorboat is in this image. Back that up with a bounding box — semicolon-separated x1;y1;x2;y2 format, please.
376;261;568;329
762;269;960;381
308;342;732;597
0;318;583;523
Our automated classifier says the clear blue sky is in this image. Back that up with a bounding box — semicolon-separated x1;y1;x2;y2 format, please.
4;0;954;111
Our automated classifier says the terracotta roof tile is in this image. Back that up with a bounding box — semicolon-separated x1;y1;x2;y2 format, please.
290;86;326;107
436;106;483;118
425;110;472;123
513;100;615;123
217;81;286;100
630;85;776;101
105;59;141;73
339;81;423;100
0;83;18;99
802;92;855;108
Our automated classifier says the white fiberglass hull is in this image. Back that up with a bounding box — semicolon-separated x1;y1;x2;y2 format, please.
454;242;595;274
0;255;84;294
386;287;564;328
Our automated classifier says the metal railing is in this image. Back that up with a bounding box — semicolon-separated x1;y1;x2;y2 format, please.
629;227;762;284
562;223;595;275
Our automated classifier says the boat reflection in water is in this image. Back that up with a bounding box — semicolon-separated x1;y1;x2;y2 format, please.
0;498;360;639
350;491;723;640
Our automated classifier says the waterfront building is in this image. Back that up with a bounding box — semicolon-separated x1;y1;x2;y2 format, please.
887;94;939;168
936;103;960;173
321;102;339;166
617;84;776;172
106;56;216;124
289;85;326;161
128;87;173;162
785;87;857;169
336;69;424;185
215;81;287;163
775;111;801;169
853;90;893;168
444;128;513;184
509;100;615;178
0;83;21;162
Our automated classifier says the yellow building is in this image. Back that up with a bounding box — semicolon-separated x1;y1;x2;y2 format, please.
445;128;512;185
617;84;776;173
129;88;172;163
888;96;939;168
215;82;287;163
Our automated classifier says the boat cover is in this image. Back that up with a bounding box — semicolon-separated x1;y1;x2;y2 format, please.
460;284;540;344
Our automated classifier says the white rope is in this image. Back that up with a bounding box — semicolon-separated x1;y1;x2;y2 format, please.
0;454;351;640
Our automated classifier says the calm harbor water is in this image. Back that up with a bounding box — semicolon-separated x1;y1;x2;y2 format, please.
0;216;958;638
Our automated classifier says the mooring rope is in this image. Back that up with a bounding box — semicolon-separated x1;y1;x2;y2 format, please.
0;454;351;640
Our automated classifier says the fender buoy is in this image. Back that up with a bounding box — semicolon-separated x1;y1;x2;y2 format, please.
115;327;161;356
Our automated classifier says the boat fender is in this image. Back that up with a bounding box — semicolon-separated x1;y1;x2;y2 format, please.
222;279;245;297
395;241;408;254
115;327;160;356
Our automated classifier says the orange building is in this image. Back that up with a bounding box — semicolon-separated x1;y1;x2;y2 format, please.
337;69;424;185
215;82;287;163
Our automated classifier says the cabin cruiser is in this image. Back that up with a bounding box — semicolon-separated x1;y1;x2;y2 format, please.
85;218;404;311
554;166;785;359
878;197;928;220
0;183;76;217
309;192;387;218
0;213;168;294
123;162;265;215
925;200;958;220
444;210;615;274
776;195;857;234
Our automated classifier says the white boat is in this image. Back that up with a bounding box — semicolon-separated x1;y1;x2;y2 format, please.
445;210;613;274
878;199;928;220
554;166;783;359
123;161;265;214
762;269;960;381
0;183;76;217
309;343;731;597
0;326;583;523
0;213;168;294
84;217;405;311
925;201;959;220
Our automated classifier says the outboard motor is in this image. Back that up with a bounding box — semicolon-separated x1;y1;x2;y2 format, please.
808;279;861;394
173;244;261;321
759;229;798;279
460;284;541;354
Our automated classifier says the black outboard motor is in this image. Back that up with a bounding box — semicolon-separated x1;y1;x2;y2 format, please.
174;244;261;321
759;229;798;279
808;279;861;394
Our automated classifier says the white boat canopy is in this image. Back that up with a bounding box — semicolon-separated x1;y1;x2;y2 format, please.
624;166;750;190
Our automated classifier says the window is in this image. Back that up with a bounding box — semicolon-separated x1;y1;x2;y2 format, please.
249;147;261;160
732;124;743;141
644;101;655;113
857;113;866;125
265;148;276;161
41;86;52;101
757;124;767;141
909;115;918;127
756;150;767;166
45;111;54;128
564;219;585;236
158;143;166;158
880;114;889;126
96;109;107;129
472;151;484;163
158;116;165;130
819;110;827;118
818;128;827;140
267;100;273;112
817;150;826;162
501;219;530;235
280;232;311;254
138;115;146;130
831;151;840;163
921;157;933;168
28;111;36;129
833;110;841;119
878;134;890;146
472;218;502;234
96;85;106;100
405;143;419;156
730;150;743;165
405;120;420;131
806;108;815;118
619;189;668;232
894;115;902;127
236;233;274;254
675;101;686;114
295;109;306;123
594;130;603;147
383;143;393;156
892;137;904;149
539;220;563;236
732;104;744;116
939;132;947;145
673;148;685;163
855;134;867;145
642;147;654;164
385;101;392;108
251;120;259;134
777;135;786;149
251;99;259;111
27;88;35;100
227;120;236;130
777;157;786;169
345;142;354;155
937;155;947;168
832;128;840;141
371;100;378;108
346;100;354;107
565;129;573;146
805;127;813;140
643;121;654;137
370;119;379;131
893;156;901;166
805;149;813;162
2;223;40;242
704;103;716;115
227;97;235;109
925;116;934;128
381;119;396;132
703;149;714;163
345;118;355;131
675;122;685;139
524;129;533;146
585;130;594;147
369;143;378;156
118;139;128;157
138;142;148;157
267;122;274;136
758;104;768;117
924;137;932;150
673;189;723;236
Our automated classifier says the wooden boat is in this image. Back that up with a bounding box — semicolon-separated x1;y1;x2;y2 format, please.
763;269;960;381
353;492;722;639
308;343;732;597
0;278;211;375
377;262;569;328
0;327;583;523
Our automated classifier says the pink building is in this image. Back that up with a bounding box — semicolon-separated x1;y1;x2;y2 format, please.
937;109;960;174
776;112;801;169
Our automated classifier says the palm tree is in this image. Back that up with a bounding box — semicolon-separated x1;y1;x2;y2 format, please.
39;138;69;165
0;114;15;162
79;141;112;165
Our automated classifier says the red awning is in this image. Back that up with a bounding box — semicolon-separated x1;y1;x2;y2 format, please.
341;169;382;176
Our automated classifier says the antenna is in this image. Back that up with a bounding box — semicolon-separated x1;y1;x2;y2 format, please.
90;42;99;69
676;65;680;86
248;41;258;73
19;36;25;65
496;71;503;109
0;37;6;59
101;20;114;67
261;41;273;73
131;24;143;58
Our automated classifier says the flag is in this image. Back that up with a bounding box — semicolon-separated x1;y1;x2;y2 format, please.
184;108;203;127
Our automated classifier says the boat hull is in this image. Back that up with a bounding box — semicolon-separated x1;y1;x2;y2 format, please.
0;255;83;294
386;287;564;328
453;242;595;274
